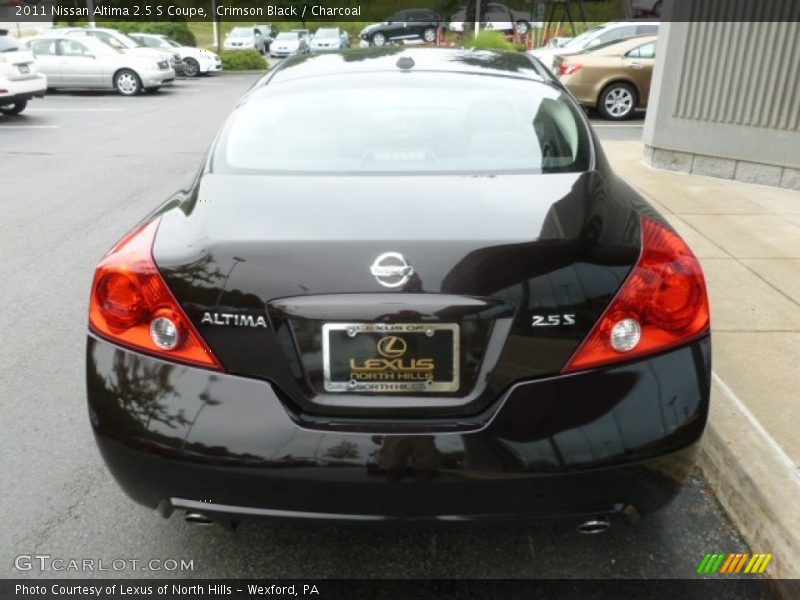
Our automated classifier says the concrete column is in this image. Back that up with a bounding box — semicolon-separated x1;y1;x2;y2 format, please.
643;0;800;190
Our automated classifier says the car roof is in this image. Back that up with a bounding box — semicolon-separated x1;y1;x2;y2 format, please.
580;34;658;55
604;20;660;28
270;48;547;85
24;34;110;50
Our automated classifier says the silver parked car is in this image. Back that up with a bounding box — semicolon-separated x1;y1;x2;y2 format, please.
40;27;182;74
269;31;310;58
310;28;350;52
22;35;175;95
223;27;266;54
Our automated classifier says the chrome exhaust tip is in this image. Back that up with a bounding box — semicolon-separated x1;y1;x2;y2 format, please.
577;516;611;534
184;512;214;526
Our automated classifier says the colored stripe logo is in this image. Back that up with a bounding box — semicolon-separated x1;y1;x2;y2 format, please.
696;553;772;574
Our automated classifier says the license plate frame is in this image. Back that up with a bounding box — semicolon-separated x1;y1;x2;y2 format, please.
322;323;460;393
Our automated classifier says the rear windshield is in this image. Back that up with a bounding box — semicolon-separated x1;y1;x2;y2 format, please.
216;72;591;175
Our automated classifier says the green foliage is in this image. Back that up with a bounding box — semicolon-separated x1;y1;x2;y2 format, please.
220;50;268;71
97;21;197;47
464;31;517;52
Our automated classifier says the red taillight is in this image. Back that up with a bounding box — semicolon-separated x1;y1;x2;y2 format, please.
558;64;582;76
562;218;710;373
88;219;222;370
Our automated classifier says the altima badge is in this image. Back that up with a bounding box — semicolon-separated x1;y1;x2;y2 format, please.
370;252;414;288
201;312;268;328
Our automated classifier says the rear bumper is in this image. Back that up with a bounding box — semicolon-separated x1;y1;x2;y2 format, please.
87;335;710;521
558;77;599;107
0;74;47;102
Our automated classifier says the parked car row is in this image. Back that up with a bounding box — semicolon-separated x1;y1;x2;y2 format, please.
222;25;350;58
357;4;534;47
529;20;660;72
0;26;225;105
528;20;661;121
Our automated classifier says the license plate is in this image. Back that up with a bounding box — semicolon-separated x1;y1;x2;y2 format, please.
18;64;30;74
322;323;459;393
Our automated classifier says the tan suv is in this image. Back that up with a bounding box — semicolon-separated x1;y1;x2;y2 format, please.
554;35;657;120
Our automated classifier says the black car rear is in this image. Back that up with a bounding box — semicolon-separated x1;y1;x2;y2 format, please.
87;49;710;524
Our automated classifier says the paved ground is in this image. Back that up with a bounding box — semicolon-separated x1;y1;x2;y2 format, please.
0;74;753;583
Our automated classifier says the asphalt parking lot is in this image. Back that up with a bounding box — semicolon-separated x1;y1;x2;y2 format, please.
0;73;751;584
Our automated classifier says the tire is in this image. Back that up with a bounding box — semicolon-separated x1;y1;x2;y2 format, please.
516;20;530;36
422;27;437;43
183;58;200;78
114;69;142;96
371;32;386;47
597;82;637;120
0;100;27;115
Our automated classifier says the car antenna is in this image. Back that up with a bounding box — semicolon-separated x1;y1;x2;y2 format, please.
396;56;415;70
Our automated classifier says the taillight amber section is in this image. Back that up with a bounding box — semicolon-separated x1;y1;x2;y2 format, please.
562;218;710;373
88;219;222;370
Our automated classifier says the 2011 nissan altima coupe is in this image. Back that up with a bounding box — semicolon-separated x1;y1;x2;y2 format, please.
87;48;711;528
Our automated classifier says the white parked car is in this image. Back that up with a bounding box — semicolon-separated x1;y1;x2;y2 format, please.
449;3;531;35
529;21;660;72
310;28;350;52
40;27;182;74
129;33;222;77
0;31;46;115
22;35;175;95
269;32;309;58
223;27;266;54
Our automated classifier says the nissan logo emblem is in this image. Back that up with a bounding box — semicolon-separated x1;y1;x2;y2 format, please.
369;252;414;288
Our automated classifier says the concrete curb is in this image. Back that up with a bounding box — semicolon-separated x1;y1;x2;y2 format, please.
699;372;800;590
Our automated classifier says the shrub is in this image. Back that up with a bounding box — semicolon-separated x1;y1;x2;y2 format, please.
97;21;196;47
464;31;517;52
220;50;268;71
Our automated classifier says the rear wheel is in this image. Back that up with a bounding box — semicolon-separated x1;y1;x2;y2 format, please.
598;82;637;120
114;69;142;96
371;32;387;47
516;20;530;36
0;100;27;115
183;58;200;78
422;28;437;43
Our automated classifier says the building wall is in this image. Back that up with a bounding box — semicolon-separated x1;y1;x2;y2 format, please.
643;1;800;189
